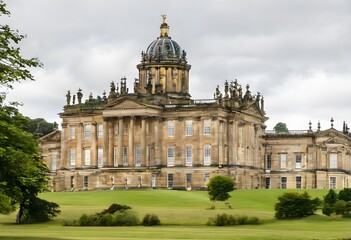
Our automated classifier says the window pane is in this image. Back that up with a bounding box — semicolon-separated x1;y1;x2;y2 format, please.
51;154;57;172
204;119;211;135
167;121;175;137
113;147;118;167
186;146;192;166
280;154;287;169
167;174;173;189
69;127;75;139
97;124;103;138
84;149;91;165
330;153;337;169
281;177;287;189
265;177;270;189
204;145;211;165
83;176;88;188
167;147;174;166
135;146;141;166
296;176;302;189
204;173;210;185
186;173;192;188
185;120;193;136
84;125;91;138
265;154;272;169
98;148;103;168
330;177;336;189
295;154;302;169
123;147;128;166
70;149;76;167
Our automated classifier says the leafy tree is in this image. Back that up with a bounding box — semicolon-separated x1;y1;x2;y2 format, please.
0;1;59;223
324;189;338;205
322;189;338;216
26;118;55;137
338;188;351;202
322;188;351;217
273;122;289;134
275;192;320;219
207;176;235;207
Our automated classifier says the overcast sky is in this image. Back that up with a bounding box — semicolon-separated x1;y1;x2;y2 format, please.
3;0;351;131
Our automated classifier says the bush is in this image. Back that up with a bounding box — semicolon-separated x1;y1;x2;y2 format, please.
207;213;260;226
322;203;334;216
338;188;351;202
324;189;338;205
274;192;320;219
111;210;138;226
100;203;131;215
142;213;161;226
76;203;138;226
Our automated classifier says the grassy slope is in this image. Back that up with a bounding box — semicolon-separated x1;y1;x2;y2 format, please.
0;189;350;240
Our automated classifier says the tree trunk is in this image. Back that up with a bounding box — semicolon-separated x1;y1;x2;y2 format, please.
16;203;23;224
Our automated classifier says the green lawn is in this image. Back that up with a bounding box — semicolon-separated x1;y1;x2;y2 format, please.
0;189;351;240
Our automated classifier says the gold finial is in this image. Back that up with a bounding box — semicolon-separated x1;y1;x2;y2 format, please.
161;14;167;23
160;14;169;37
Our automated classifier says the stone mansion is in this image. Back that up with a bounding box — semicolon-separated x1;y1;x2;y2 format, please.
40;17;351;191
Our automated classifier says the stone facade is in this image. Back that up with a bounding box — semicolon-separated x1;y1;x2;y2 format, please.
39;17;351;191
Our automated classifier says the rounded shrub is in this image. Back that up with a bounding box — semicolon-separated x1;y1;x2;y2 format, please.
111;210;139;226
142;213;161;226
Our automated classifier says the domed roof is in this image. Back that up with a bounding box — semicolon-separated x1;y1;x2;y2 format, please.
146;37;182;61
143;15;185;63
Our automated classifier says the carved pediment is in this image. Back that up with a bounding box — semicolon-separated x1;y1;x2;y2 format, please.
102;97;162;117
40;130;61;143
104;97;161;110
242;101;265;118
113;99;146;109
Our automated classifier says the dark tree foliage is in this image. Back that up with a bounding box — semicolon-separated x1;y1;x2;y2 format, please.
0;1;59;223
273;122;289;134
20;196;61;223
142;213;161;226
338;188;351;202
324;189;338;205
207;176;235;202
275;192;320;219
0;190;15;214
322;188;351;217
100;203;131;215
26;118;54;137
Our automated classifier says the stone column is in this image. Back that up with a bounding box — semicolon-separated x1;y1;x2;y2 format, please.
141;117;147;166
60;123;68;169
128;116;135;166
232;121;238;165
166;67;173;92
218;120;224;166
214;117;219;165
91;122;97;167
184;69;189;94
108;119;114;167
76;123;83;168
118;117;123;166
103;118;109;167
154;117;161;165
178;69;182;92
